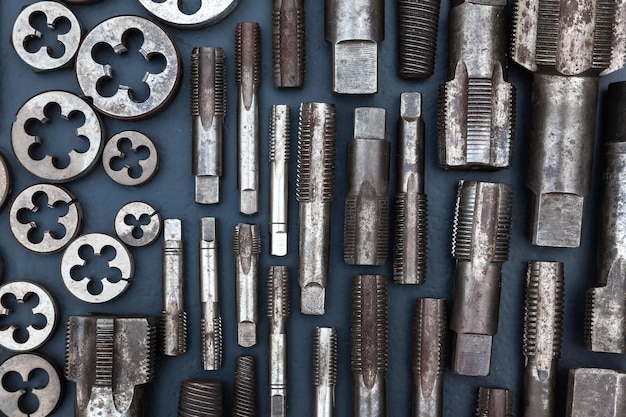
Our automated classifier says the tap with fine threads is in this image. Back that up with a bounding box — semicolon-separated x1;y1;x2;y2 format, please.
566;368;626;417
233;223;261;347
438;0;515;170
476;387;513;417
586;82;626;354
65;315;156;417
313;327;337;417
268;266;289;417
191;47;225;204
236;22;262;215
511;0;626;247
398;0;441;79
413;298;446;417
325;0;384;94
162;218;187;356
272;0;305;87
352;275;388;417
297;102;336;315
523;261;564;417
199;217;222;370
450;181;513;376
344;107;390;266
178;380;222;417
233;355;256;417
270;105;290;257
395;93;428;284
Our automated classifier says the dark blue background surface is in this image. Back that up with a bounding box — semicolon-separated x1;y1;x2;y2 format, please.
0;1;625;416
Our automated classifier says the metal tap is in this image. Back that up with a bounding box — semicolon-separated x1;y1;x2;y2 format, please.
344;107;390;266
398;0;441;79
450;181;513;376
511;0;626;247
233;355;256;417
395;93;428;284
586;81;626;353
162;218;187;356
178;380;222;417
297;102;336;315
192;47;225;204
352;275;388;417
199;217;222;370
523;261;564;417
270;105;290;257
325;0;384;94
65;315;156;417
268;266;289;417
413;298;446;417
233;223;260;347
272;0;305;87
438;0;515;170
566;368;626;417
476;387;513;417
236;22;261;215
313;327;337;417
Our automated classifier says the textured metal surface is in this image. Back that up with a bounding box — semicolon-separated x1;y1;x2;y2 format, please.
0;153;11;209
178;380;223;417
511;0;626;248
0;2;625;417
102;131;159;187
233;223;260;347
9;184;82;254
65;315;156;417
61;233;134;303
344;107;390;266
114;201;161;247
12;91;104;183
161;218;187;356
566;368;626;417
325;0;384;94
199;218;222;371
394;93;428;284
450;181;513;376
586;81;626;353
398;0;440;79
192;47;225;205
0;281;57;352
477;387;513;417
438;0;514;170
272;0;305;87
232;355;256;417
296;103;336;315
269;105;290;256
75;15;181;120
351;275;387;417
313;327;337;417
11;1;82;72
138;0;239;28
0;353;62;417
267;266;289;417
236;22;261;215
412;298;446;417
523;262;564;417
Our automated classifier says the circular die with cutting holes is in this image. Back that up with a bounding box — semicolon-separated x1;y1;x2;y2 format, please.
9;184;82;254
75;15;181;120
61;233;134;303
138;0;240;28
11;91;104;183
0;353;61;417
0;153;12;209
114;201;161;247
0;282;57;352
12;1;82;72
103;131;159;186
